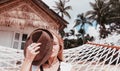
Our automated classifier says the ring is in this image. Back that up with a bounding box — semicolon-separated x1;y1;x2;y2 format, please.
30;45;32;48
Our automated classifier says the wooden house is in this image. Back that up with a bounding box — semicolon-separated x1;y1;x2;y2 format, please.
0;0;68;49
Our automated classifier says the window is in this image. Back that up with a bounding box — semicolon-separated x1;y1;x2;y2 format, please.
22;34;27;41
13;33;20;49
21;34;28;49
13;33;28;49
15;33;20;40
21;42;25;50
13;41;19;49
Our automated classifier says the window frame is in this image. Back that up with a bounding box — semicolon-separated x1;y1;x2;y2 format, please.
12;32;28;49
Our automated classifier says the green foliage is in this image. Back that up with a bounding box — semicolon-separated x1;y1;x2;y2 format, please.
64;38;83;49
86;0;120;38
59;29;65;38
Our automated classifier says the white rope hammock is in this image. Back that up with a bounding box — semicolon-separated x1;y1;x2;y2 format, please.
0;43;120;71
0;46;23;71
64;43;120;71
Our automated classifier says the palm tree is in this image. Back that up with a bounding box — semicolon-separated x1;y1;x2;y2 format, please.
53;0;72;37
107;0;120;23
53;0;72;19
107;0;120;34
74;13;92;29
74;13;92;43
86;0;120;38
86;0;111;38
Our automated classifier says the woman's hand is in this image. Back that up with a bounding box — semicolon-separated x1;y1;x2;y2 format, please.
25;43;41;62
21;43;41;71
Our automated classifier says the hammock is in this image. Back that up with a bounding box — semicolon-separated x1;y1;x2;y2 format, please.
64;43;120;71
0;43;120;71
0;46;23;71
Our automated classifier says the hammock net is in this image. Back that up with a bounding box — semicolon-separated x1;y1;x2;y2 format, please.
0;43;120;71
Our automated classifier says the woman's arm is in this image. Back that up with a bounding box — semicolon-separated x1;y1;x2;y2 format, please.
20;59;32;71
20;43;41;71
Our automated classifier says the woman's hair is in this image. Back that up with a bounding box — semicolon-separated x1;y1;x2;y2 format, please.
49;30;64;61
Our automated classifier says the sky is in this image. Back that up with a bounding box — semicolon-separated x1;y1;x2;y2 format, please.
42;0;99;37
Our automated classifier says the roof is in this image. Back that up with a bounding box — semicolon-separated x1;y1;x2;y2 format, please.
33;0;68;29
0;0;68;30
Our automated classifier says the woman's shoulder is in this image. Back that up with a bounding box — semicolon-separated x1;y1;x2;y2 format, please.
60;62;72;71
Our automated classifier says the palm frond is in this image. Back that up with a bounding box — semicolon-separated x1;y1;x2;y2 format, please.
89;2;96;7
85;11;96;16
52;6;60;11
64;6;72;10
60;0;65;8
54;1;60;7
73;19;81;27
63;11;71;19
86;21;93;26
87;14;96;20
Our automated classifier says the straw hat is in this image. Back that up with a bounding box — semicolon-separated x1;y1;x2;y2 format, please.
24;29;53;65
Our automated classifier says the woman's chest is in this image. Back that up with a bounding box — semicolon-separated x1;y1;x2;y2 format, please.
32;62;60;71
32;62;72;71
42;66;59;71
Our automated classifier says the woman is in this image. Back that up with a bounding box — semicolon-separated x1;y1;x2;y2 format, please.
20;29;74;71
